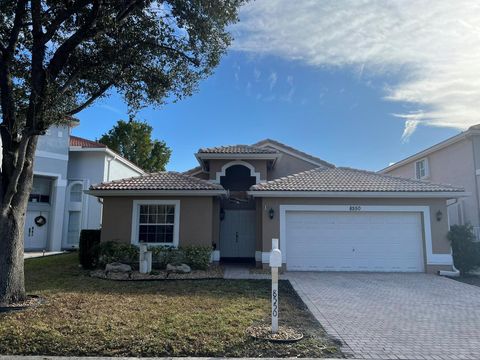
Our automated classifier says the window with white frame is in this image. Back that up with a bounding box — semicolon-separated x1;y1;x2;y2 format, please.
133;201;179;245
415;158;428;179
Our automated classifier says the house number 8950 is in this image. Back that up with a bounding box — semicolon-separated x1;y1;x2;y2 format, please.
349;205;361;211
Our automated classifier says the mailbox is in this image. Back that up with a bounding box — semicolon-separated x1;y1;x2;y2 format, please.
269;238;282;334
269;248;282;268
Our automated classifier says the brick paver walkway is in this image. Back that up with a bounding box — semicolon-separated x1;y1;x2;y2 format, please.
288;272;480;360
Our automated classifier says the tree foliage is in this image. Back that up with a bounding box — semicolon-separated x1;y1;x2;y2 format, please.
448;224;480;276
0;0;245;305
99;118;171;172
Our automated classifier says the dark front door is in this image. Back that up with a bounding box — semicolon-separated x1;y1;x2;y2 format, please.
219;210;256;259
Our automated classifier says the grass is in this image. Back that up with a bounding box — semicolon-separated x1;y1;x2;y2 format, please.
0;253;342;357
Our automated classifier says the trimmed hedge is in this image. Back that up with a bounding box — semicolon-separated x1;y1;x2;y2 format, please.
95;241;212;270
79;229;101;269
96;241;139;267
182;246;212;270
448;224;480;275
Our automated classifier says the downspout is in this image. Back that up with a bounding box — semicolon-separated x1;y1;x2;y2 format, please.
439;199;461;277
439;263;460;277
106;155;116;182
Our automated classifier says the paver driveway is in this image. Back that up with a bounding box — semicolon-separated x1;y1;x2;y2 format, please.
287;272;480;360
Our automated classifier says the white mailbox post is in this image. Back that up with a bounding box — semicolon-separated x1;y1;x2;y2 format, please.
269;238;282;333
139;244;152;274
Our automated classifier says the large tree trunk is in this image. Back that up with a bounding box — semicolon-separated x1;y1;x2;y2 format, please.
0;135;38;305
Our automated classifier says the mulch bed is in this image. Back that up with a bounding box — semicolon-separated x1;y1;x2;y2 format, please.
90;265;224;281
247;324;304;342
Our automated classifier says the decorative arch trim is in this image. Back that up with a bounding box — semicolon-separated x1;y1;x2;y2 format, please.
212;160;264;184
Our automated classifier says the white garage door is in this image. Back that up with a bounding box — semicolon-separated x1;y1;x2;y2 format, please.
285;211;425;272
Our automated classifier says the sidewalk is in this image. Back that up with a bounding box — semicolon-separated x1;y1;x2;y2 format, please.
0;357;356;360
24;251;67;259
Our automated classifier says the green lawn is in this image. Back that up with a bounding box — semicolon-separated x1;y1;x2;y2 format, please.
0;253;342;357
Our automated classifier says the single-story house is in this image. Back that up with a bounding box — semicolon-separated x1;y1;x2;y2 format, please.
87;139;467;273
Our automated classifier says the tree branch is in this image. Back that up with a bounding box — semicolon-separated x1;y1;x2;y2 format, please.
1;136;30;213
2;0;28;62
65;80;114;115
26;0;47;131
144;42;200;66
46;0;101;81
42;0;94;43
116;0;142;22
0;0;28;134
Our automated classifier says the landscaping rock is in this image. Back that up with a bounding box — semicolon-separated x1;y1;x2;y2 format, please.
105;262;132;273
166;263;191;273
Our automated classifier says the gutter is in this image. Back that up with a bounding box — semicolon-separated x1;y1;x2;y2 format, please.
85;189;227;197
247;191;471;198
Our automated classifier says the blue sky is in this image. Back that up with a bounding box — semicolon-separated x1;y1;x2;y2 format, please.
74;1;476;173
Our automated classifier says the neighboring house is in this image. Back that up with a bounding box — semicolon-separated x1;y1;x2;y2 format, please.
65;135;145;249
88;139;466;273
0;123;146;252
381;125;480;237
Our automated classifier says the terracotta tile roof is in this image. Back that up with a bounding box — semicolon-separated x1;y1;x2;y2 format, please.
70;135;106;148
250;167;465;193
90;171;224;191
182;166;204;176
252;139;335;168
198;144;278;154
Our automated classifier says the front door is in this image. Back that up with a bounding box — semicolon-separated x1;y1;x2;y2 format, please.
24;211;49;250
220;210;256;259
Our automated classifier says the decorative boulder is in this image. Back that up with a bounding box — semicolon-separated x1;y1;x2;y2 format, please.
105;262;132;273
166;263;191;273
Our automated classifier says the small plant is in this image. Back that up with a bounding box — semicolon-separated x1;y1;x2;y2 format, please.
96;241;139;267
182;245;212;270
79;230;101;269
150;246;184;269
448;224;480;275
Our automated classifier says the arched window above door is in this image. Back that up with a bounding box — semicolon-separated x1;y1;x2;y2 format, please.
220;164;257;191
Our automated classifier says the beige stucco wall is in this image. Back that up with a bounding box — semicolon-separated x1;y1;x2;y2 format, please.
257;197;451;273
212;197;220;248
101;196;214;247
267;152;322;180
385;138;479;227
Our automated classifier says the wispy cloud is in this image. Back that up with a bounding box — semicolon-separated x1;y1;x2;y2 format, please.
98;104;124;116
233;1;480;139
281;75;295;102
253;67;261;81
268;71;277;90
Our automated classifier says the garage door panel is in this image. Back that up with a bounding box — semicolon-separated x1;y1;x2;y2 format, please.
285;211;424;272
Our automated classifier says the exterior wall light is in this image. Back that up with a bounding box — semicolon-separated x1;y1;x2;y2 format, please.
220;208;225;221
269;208;275;220
436;210;443;222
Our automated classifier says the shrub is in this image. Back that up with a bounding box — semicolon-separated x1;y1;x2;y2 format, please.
93;242;212;270
96;241;139;267
150;246;184;269
79;229;101;269
448;224;480;275
182;245;212;270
